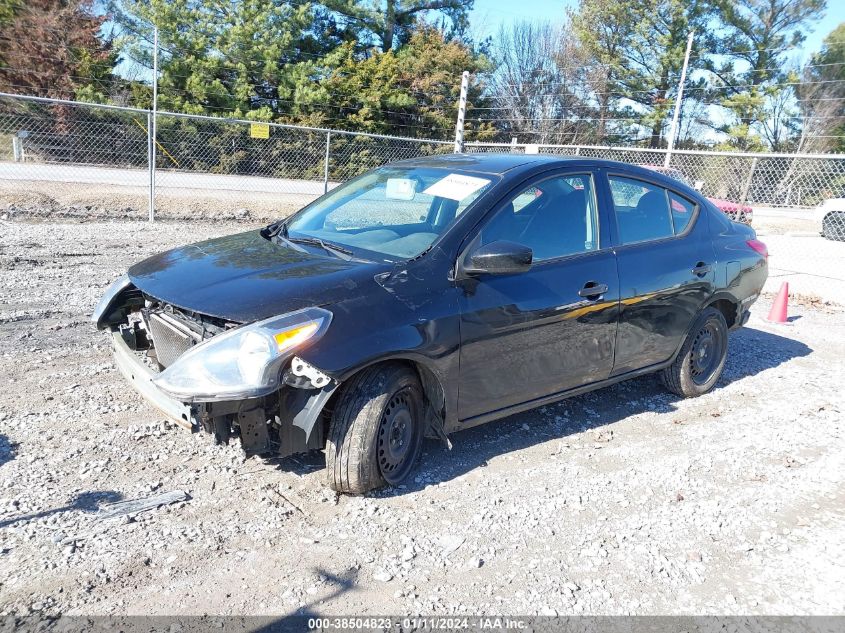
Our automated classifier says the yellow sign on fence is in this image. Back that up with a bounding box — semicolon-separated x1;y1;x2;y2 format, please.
250;122;270;139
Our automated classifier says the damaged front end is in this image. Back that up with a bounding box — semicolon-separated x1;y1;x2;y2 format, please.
93;277;337;458
194;359;337;458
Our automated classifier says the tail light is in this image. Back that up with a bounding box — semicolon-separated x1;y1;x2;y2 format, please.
746;239;768;259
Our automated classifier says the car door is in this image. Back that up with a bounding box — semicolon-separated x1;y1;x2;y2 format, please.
605;173;717;375
457;170;620;422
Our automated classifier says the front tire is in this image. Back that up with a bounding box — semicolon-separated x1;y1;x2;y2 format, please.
325;363;424;494
661;307;728;398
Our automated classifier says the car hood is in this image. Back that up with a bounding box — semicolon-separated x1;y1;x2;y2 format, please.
128;230;388;322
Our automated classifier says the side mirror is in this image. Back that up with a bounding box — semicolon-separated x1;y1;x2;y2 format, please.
462;240;532;276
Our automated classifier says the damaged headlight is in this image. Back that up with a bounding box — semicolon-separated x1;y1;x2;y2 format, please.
152;307;332;402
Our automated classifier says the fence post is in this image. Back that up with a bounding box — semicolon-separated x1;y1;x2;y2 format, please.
323;131;331;194
12;136;22;162
739;157;758;208
453;70;469;154
147;110;154;221
149;24;159;223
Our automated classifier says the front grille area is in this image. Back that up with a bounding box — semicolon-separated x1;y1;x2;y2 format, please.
147;312;197;368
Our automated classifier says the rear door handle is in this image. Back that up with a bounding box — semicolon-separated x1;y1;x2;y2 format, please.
692;262;712;277
578;281;609;299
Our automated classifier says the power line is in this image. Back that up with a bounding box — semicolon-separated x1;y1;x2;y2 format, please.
465;115;654;124
0;87;456;136
7;24;841;107
0;89;458;139
489;76;845;95
5;44;842;116
123;19;841;89
0;56;462;122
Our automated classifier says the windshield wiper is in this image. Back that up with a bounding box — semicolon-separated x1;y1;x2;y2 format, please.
263;219;286;237
266;222;365;262
287;236;356;261
271;233;308;253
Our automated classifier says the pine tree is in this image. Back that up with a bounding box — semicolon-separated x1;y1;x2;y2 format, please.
0;0;115;100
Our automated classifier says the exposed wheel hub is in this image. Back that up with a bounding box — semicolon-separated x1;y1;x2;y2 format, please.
690;323;722;385
378;391;414;479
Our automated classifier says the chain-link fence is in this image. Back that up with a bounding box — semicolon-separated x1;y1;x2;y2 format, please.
0;93;452;220
466;142;845;211
2;91;845;231
466;141;845;230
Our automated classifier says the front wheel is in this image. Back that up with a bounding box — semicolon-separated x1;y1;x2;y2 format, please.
661;307;728;398
325;363;424;494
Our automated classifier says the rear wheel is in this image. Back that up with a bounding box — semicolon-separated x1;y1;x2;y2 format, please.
661;307;728;398
325;363;424;494
822;211;845;241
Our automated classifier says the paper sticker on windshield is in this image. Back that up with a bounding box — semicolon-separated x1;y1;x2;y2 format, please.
385;178;417;201
423;173;490;201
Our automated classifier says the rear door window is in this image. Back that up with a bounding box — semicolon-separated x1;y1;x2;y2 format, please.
609;176;695;244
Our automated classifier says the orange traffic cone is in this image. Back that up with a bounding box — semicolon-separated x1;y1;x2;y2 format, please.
766;282;790;324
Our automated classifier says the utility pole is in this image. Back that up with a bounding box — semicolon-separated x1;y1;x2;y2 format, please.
664;30;694;168
453;71;469;153
149;24;159;222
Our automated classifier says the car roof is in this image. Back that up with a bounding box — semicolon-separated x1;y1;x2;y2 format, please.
392;152;678;179
391;152;582;175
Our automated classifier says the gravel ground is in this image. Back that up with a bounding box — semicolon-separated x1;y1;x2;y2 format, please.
1;219;844;617
0;181;313;222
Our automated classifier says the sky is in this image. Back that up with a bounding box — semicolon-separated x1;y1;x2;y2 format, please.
469;0;845;60
468;0;845;144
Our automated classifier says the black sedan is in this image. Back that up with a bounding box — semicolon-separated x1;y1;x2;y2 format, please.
93;154;768;493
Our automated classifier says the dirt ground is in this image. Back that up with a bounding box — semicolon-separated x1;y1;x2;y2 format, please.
0;219;843;617
0;180;311;222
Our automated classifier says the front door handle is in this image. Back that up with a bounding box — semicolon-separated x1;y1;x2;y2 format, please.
578;281;609;299
692;262;712;277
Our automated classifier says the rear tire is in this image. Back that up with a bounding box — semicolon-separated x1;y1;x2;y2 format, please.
325;363;424;494
661;307;728;398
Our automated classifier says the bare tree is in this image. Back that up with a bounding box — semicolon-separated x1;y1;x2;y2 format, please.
486;21;601;144
794;25;845;154
761;82;800;152
676;97;712;147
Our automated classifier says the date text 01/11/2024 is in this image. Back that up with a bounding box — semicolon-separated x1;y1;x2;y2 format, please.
306;616;529;630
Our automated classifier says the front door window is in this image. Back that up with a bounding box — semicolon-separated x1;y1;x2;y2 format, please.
479;174;599;260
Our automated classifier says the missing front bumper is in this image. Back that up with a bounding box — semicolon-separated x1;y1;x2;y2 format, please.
110;331;334;457
111;330;196;430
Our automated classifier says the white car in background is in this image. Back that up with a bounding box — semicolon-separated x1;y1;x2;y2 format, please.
816;198;845;241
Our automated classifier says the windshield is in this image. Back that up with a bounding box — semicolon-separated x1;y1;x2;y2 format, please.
285;165;496;260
